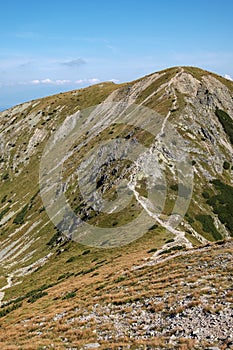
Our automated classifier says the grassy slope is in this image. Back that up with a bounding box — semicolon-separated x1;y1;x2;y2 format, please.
0;67;233;348
0;240;232;349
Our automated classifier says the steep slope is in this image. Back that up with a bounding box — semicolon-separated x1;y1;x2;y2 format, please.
0;66;232;349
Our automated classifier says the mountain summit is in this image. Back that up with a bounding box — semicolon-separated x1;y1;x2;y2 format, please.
0;66;232;349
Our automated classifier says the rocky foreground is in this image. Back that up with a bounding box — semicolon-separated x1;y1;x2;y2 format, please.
57;242;233;350
0;240;231;349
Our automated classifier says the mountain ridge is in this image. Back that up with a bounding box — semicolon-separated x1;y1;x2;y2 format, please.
0;66;232;349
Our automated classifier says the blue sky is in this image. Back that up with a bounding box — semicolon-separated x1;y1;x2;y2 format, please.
0;0;233;109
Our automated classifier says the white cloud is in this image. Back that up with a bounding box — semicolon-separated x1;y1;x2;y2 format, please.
1;77;101;87
75;79;85;84
55;79;71;85
29;78;71;85
224;74;233;81
75;78;100;84
41;78;53;84
109;78;119;83
88;78;100;84
31;79;40;85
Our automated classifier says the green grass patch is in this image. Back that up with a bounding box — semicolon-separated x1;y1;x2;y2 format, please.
196;214;222;241
27;291;48;303
147;247;158;253
158;245;184;255
0;206;10;221
0;302;22;318
215;108;233;145
1;195;7;203
206;179;233;236
114;275;126;283
13;204;28;224
62;291;76;300
223;161;230;170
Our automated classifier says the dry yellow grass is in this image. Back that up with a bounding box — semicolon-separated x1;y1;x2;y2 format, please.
0;239;232;349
